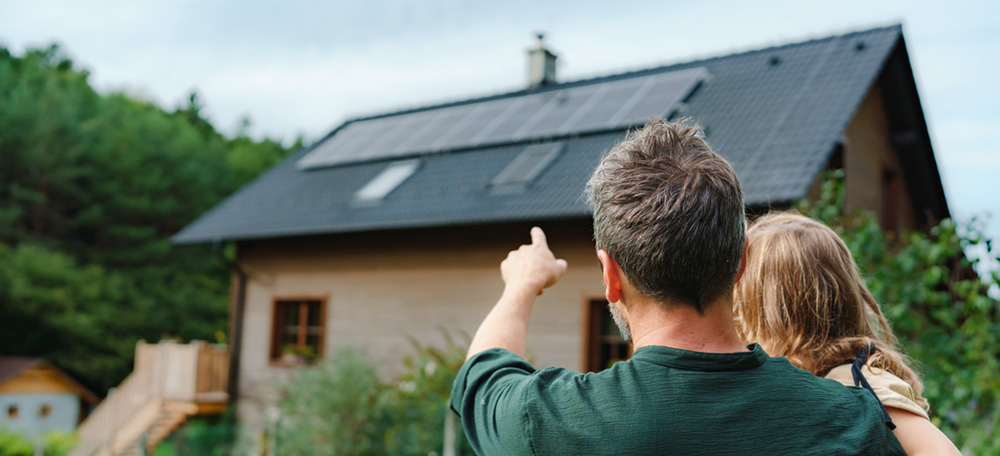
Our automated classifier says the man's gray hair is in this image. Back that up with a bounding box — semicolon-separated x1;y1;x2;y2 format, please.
586;118;746;312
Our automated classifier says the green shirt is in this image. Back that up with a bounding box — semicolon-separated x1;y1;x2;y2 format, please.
451;345;904;455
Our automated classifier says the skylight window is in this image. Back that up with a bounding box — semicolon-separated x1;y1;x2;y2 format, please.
490;143;563;194
353;159;420;204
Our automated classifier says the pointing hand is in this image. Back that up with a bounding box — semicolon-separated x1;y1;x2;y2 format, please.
500;227;569;295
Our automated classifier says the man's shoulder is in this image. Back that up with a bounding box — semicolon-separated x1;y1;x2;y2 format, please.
757;355;873;399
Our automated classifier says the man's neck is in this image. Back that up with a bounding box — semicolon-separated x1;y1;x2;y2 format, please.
627;295;748;353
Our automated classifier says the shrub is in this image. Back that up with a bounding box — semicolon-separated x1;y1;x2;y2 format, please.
0;430;32;456
41;432;75;456
274;347;387;455
796;171;1000;453
382;334;475;456
159;409;236;456
270;337;475;456
0;430;75;456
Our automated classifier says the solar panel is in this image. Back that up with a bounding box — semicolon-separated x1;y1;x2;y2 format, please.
297;120;383;169
354;114;416;161
476;96;549;143
615;70;706;124
516;84;600;138
567;77;647;131
397;105;473;153
434;101;512;146
298;66;707;170
367;109;438;158
334;121;383;153
607;76;661;125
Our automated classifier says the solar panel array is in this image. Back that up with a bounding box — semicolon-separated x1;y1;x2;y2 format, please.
297;67;708;170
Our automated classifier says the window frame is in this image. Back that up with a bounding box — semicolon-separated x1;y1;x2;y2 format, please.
582;297;632;372
269;295;328;366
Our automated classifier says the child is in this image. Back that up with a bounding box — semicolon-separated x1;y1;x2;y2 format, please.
733;213;960;455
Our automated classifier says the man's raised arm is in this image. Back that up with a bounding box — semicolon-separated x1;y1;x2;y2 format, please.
465;227;568;360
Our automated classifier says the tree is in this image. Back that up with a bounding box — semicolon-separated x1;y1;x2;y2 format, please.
0;44;294;393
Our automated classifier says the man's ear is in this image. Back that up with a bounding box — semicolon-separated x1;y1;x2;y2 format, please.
735;233;748;283
597;249;624;303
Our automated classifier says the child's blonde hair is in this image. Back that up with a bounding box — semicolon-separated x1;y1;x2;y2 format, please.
733;212;927;410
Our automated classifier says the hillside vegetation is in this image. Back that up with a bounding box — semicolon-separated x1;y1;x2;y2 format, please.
0;44;295;393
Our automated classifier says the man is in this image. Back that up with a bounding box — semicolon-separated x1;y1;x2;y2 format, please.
450;119;904;455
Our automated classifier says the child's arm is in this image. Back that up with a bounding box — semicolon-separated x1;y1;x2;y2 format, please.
887;407;961;456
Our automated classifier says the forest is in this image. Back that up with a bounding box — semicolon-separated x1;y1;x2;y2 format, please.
0;44;294;394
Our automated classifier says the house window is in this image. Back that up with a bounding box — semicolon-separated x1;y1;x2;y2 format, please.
39;404;52;418
7;405;17;419
270;298;326;364
585;299;631;372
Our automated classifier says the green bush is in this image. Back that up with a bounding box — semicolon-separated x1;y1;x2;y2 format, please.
41;432;75;456
157;409;236;456
271;338;475;456
796;170;1000;453
0;430;75;456
274;348;387;455
382;334;475;456
0;430;32;456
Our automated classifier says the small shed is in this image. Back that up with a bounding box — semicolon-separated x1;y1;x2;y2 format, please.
0;357;99;439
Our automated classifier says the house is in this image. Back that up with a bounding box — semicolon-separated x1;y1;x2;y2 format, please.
0;357;99;439
172;24;949;431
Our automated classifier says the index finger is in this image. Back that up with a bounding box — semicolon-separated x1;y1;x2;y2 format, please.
530;226;548;248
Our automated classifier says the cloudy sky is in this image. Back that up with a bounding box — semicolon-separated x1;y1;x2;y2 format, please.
2;0;997;239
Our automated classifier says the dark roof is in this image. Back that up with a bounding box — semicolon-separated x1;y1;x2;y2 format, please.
174;24;943;244
0;357;100;403
0;356;39;384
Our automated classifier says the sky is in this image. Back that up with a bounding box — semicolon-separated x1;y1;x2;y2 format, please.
1;0;998;241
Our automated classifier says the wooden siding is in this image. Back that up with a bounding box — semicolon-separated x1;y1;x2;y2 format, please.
234;223;603;393
843;83;917;232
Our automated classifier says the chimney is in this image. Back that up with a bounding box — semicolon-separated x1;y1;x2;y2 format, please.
527;33;557;89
